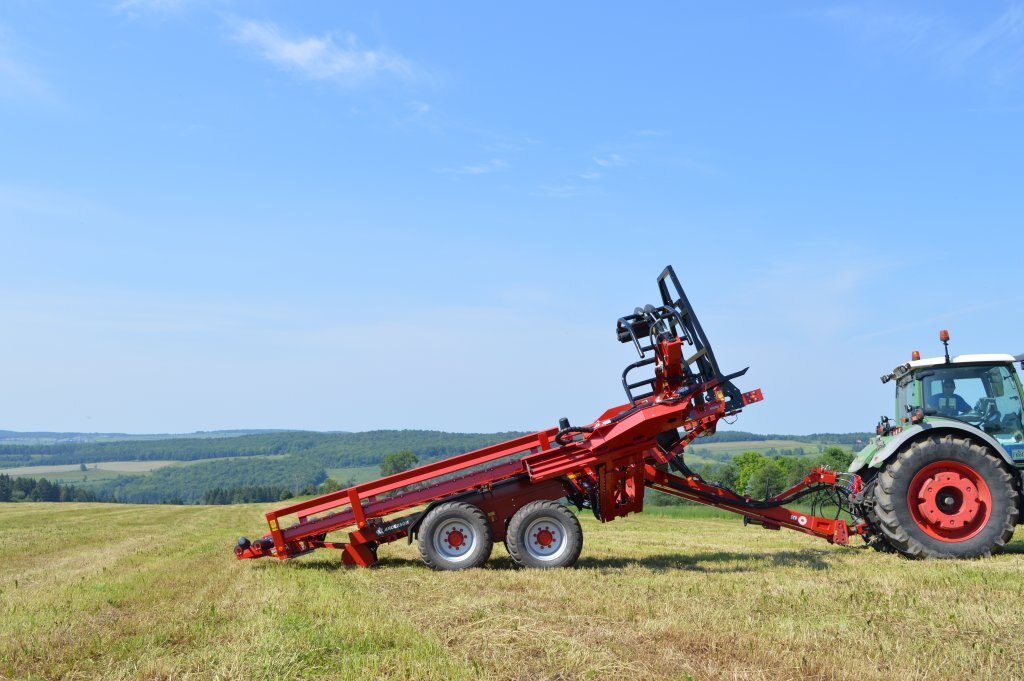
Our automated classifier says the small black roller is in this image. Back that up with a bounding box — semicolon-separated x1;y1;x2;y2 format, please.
236;536;251;550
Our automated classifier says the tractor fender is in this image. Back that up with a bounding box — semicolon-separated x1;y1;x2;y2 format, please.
849;420;1015;474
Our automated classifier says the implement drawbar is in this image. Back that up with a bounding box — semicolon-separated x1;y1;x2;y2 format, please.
236;266;866;569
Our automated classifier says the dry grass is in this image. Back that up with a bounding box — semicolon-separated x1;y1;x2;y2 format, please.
2;503;1024;680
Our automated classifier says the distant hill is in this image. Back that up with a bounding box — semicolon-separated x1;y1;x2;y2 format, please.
0;430;524;466
0;428;873;505
0;429;288;446
0;430;526;504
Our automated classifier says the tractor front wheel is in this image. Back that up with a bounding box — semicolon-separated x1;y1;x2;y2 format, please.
873;435;1018;558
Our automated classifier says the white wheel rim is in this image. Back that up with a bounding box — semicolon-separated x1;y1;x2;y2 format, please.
523;516;569;562
432;519;477;562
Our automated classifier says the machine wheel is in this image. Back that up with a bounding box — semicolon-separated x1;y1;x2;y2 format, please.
873;435;1018;559
417;502;493;570
860;479;896;553
505;500;583;569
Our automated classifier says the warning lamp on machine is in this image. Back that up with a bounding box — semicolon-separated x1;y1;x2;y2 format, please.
940;329;951;363
911;350;920;361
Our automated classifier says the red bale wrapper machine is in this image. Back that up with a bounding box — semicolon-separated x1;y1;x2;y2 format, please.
235;267;866;570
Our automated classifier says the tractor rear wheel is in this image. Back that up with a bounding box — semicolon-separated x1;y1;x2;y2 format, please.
860;479;896;553
505;500;583;569
873;435;1018;558
418;502;494;570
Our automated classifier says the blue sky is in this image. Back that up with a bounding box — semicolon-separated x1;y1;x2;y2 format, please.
1;2;1022;435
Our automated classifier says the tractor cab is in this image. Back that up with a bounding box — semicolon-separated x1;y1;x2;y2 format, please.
852;332;1024;558
883;345;1024;461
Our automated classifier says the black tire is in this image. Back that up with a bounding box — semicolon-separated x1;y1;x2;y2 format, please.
505;500;583;569
860;480;896;553
873;435;1018;559
417;502;493;570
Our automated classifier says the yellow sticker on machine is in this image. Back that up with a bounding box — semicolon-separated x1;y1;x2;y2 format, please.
268;519;279;532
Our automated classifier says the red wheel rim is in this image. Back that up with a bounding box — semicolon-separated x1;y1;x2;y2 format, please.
907;460;992;542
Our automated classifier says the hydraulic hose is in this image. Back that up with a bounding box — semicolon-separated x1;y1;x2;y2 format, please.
659;475;842;511
555;426;595;446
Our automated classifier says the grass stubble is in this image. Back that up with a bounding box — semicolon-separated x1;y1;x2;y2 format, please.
1;503;1023;680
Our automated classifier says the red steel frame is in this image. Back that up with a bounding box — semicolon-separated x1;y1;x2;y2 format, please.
236;377;865;567
235;268;867;568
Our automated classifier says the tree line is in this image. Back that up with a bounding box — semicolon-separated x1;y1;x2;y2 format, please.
201;477;352;505
0;474;100;502
95;455;331;504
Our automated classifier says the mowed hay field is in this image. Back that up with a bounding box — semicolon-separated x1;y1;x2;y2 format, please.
3;504;1024;681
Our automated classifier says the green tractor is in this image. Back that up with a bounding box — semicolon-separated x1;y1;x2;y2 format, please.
851;331;1024;558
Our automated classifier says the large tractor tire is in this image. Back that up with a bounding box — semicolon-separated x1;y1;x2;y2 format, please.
860;479;896;553
505;500;584;569
417;502;494;570
872;435;1018;559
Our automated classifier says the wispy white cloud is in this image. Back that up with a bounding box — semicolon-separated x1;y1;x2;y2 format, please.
435;158;508;175
715;246;891;345
576;152;624;181
816;6;936;48
228;18;415;85
0;28;54;103
818;4;1024;84
945;5;1024;81
409;100;431;115
0;56;51;101
592;154;623;167
954;5;1024;61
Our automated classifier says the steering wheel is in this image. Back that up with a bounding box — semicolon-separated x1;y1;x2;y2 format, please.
966;398;1002;429
958;411;988;426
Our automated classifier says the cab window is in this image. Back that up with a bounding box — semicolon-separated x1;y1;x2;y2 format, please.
923;366;1023;441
